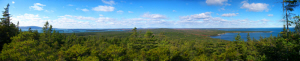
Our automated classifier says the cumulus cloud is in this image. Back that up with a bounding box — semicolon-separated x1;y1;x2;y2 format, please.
268;14;273;16
12;1;15;4
92;5;115;12
11;14;95;28
180;12;212;21
101;0;115;5
96;17;115;23
29;3;46;11
43;16;49;18
128;11;133;13
11;12;279;28
142;13;167;19
11;13;49;27
206;0;229;6
221;13;239;17
176;12;278;28
81;8;89;12
241;1;269;12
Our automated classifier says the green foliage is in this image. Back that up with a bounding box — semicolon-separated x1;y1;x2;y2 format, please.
2;2;300;60
247;33;251;41
0;4;19;51
1;25;300;60
235;33;242;41
144;30;154;38
0;39;56;61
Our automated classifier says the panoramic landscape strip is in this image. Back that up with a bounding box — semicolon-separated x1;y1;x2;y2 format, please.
1;0;300;61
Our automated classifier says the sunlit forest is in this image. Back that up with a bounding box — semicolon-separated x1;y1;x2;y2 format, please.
1;0;300;61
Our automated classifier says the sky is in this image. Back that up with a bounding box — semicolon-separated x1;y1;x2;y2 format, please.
0;0;299;29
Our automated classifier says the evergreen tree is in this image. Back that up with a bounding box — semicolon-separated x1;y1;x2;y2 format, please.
235;33;242;41
247;33;251;41
144;30;154;38
28;27;32;32
130;27;137;38
0;4;18;51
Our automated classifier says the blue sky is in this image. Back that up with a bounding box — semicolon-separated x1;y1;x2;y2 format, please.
0;0;299;29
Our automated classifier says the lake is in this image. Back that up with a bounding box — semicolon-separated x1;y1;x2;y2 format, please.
210;28;295;41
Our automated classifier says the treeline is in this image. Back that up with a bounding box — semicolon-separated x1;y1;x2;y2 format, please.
1;1;300;60
1;21;300;61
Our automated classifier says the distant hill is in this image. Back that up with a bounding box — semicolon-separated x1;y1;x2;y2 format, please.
19;26;42;29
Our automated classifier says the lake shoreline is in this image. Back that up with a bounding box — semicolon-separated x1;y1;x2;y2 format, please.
210;31;273;36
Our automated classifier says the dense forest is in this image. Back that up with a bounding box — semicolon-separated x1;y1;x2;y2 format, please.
1;0;300;61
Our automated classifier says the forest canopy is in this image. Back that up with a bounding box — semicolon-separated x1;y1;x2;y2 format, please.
1;0;300;61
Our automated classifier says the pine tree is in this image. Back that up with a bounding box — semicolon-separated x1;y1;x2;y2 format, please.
28;27;32;32
1;4;10;26
144;30;154;38
247;33;251;41
235;33;242;41
130;27;137;38
0;4;19;51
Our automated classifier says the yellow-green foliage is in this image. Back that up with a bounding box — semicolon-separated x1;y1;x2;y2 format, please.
1;22;300;61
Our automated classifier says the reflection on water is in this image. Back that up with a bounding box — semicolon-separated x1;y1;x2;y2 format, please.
210;28;295;41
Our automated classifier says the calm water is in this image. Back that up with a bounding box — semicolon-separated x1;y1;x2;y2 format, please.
210;28;295;41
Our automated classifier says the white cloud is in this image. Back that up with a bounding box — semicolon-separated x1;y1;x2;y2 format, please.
117;10;123;14
142;13;167;19
11;13;49;27
268;14;273;16
241;1;269;12
128;11;133;13
92;5;115;12
11;12;279;28
96;17;115;23
180;12;212;21
29;3;46;11
12;1;15;4
221;13;239;17
206;0;229;6
68;4;73;6
260;18;270;22
81;8;89;12
16;15;94;28
99;14;104;16
173;10;176;12
176;12;279;28
43;16;49;18
101;0;115;5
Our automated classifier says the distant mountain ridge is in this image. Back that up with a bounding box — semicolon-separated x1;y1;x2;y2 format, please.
19;26;42;29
